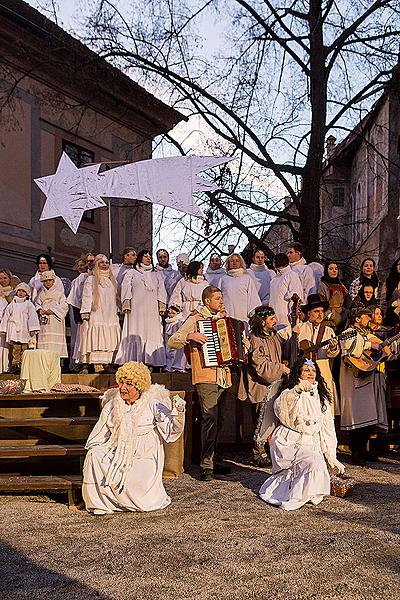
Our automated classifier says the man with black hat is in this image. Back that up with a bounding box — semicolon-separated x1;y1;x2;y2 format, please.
298;294;340;414
339;307;389;465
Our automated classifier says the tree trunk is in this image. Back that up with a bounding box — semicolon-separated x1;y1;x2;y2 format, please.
299;0;327;262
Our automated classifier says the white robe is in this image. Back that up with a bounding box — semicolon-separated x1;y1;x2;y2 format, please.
217;270;261;324
290;258;316;299
116;269;167;366
259;383;337;511
205;267;226;287
79;274;120;364
269;266;303;327
36;287;69;357
82;385;185;513
164;313;186;372
169;276;210;320
0;298;40;343
155;265;182;301
0;297;10;372
249;264;274;305
29;271;64;304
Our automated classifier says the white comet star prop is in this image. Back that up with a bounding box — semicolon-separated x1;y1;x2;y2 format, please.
35;153;232;234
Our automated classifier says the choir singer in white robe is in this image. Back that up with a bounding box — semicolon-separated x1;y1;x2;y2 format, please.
82;362;185;515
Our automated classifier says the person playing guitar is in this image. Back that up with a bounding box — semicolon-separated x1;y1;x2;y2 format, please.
297;294;340;415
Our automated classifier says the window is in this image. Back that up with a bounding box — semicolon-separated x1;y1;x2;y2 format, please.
332;187;345;207
62;140;95;223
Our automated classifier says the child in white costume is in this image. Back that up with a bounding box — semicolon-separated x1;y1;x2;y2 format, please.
0;296;10;372
0;283;40;372
258;357;344;511
82;362;185;515
35;271;68;358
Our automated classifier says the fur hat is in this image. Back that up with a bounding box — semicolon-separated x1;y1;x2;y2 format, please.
14;282;31;296
39;270;55;282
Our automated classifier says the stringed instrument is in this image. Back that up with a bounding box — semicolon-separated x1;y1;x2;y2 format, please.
299;330;357;358
289;293;301;368
344;330;400;374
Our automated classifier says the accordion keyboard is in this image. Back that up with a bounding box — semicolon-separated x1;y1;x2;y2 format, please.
198;320;221;367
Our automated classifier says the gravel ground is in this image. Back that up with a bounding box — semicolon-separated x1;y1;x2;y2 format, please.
0;454;399;600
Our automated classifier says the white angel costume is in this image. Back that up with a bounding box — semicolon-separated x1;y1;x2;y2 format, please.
217;269;261;325
0;297;40;343
258;380;339;510
29;270;64;303
205;267;226;286
0;297;10;372
82;384;185;513
116;267;167;366
169;275;209;320
66;272;90;365
249;264;275;305
36;286;69;357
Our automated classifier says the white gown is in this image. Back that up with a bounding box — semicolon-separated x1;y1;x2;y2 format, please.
205;267;226;287
217;269;261;324
155;265;182;302
249;264;275;305
259;383;337;511
82;385;185;513
66;273;90;364
0;297;10;372
79;274;120;364
116;268;167;366
169;276;210;320
269;266;303;327
29;271;64;303
36;286;69;357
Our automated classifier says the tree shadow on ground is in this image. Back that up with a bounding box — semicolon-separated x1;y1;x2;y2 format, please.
0;540;113;600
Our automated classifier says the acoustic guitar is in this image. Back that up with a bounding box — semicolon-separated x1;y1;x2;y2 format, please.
344;330;400;374
299;330;357;358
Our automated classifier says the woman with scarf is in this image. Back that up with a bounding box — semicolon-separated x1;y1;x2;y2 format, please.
349;283;377;322
82;361;185;515
381;257;400;327
216;253;261;328
257;356;344;511
0;268;20;304
35;271;68;358
169;260;209;320
78;254;120;370
349;257;382;301
317;261;350;331
29;253;64;303
116;250;167;368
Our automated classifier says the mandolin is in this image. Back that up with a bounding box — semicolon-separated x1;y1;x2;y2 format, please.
344;330;400;374
299;330;357;358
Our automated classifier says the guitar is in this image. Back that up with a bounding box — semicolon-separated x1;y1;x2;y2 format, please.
344;330;400;374
299;330;357;358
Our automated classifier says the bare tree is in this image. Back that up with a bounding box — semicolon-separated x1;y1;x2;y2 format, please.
78;2;400;258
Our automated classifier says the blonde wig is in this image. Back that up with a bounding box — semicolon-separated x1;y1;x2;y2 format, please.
225;253;247;271
116;362;152;393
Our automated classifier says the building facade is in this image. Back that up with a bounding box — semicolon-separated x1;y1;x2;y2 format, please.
0;0;184;281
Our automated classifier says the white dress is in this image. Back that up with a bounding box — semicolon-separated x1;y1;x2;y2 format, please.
217;269;261;324
0;298;40;343
79;274;120;364
0;297;10;372
35;286;69;358
66;273;90;364
116;268;167;366
169;276;209;320
155;265;182;302
205;267;226;287
269;266;303;327
82;384;185;513
259;383;337;511
164;313;186;372
249;264;275;305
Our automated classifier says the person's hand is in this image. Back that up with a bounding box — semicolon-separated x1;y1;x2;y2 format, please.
294;380;314;394
45;309;53;315
292;322;301;334
327;457;345;474
371;342;381;351
81;313;90;321
30;331;39;337
242;337;251;351
282;365;291;376
328;339;338;351
187;332;208;345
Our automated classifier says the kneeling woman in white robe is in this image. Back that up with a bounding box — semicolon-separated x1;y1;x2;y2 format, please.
258;357;345;511
82;361;185;515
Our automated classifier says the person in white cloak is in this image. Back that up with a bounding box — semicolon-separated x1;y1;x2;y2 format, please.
205;254;226;286
66;255;91;371
0;282;40;373
249;248;275;305
169;260;210;321
257;356;345;511
116;250;167;367
111;247;137;289
269;253;303;328
82;361;185;515
29;253;64;303
217;253;261;327
164;305;186;373
35;271;68;358
79;254;120;368
287;243;316;299
156;249;182;302
0;295;10;372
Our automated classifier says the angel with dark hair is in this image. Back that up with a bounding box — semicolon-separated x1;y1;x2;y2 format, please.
258;356;344;511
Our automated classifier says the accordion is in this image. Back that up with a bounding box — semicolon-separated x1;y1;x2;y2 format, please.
197;317;246;367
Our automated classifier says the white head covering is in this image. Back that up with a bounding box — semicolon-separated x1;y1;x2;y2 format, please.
14;282;31;296
39;270;56;282
176;253;190;265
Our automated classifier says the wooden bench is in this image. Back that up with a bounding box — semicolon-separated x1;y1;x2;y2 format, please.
0;474;83;509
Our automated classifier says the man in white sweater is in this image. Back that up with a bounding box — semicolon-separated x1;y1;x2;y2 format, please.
287;242;316;299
